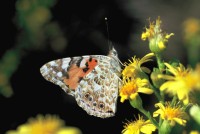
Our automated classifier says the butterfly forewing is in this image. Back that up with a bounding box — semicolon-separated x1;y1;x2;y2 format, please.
40;56;98;95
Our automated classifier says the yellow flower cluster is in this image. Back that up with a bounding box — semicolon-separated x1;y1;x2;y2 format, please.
141;17;174;53
119;53;154;103
119;17;200;134
122;53;154;79
120;78;153;103
159;63;200;104
122;115;156;134
6;114;82;134
153;102;187;126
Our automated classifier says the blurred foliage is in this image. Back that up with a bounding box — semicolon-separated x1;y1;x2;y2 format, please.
0;49;20;97
183;18;200;67
0;0;67;97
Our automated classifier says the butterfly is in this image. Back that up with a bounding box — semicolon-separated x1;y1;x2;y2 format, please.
40;46;122;118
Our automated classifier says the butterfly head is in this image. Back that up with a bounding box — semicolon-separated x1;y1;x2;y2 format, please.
108;46;118;59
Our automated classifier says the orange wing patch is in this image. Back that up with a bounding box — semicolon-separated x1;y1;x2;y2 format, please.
64;58;98;90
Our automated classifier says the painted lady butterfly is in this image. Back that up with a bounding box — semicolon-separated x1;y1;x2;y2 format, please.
40;47;122;118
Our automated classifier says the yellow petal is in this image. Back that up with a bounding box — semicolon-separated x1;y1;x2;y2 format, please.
173;118;186;126
183;97;189;105
158;41;166;50
190;130;200;134
160;81;177;92
17;124;30;133
130;93;138;100
140;53;154;64
164;63;178;76
120;96;128;103
138;88;153;94
153;109;163;117
155;103;165;111
137;78;149;86
143;53;155;59
122;130;130;134
141;32;149;40
135;130;140;134
176;90;189;104
6;124;30;134
176;90;185;100
165;33;174;39
158;74;175;80
57;127;82;134
140;124;156;134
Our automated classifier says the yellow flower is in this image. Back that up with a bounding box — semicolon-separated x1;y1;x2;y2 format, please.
6;114;82;134
119;78;153;103
183;18;200;39
159;63;200;104
141;17;174;53
122;53;154;79
190;130;200;134
153;102;187;126
122;115;156;134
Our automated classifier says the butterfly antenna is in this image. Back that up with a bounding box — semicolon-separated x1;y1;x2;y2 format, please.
105;17;113;50
105;17;124;66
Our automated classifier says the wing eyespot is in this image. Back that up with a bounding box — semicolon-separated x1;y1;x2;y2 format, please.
84;92;93;101
88;96;93;101
93;102;97;106
84;92;90;99
98;102;105;109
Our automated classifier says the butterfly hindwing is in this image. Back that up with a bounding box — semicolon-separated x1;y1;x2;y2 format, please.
75;55;121;118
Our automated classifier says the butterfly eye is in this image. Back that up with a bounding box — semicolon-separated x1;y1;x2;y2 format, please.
113;50;117;56
98;102;105;109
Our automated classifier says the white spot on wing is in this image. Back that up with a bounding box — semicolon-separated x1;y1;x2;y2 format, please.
80;58;88;67
62;64;68;69
93;84;101;92
49;61;56;66
40;65;49;75
62;59;71;69
57;72;63;77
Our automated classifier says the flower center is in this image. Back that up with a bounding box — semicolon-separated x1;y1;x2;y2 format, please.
164;107;182;120
121;80;138;96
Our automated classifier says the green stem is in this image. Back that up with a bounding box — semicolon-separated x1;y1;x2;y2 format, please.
159;117;163;127
156;54;164;70
160;91;165;102
139;107;159;128
158;120;172;134
150;85;164;103
170;95;177;107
